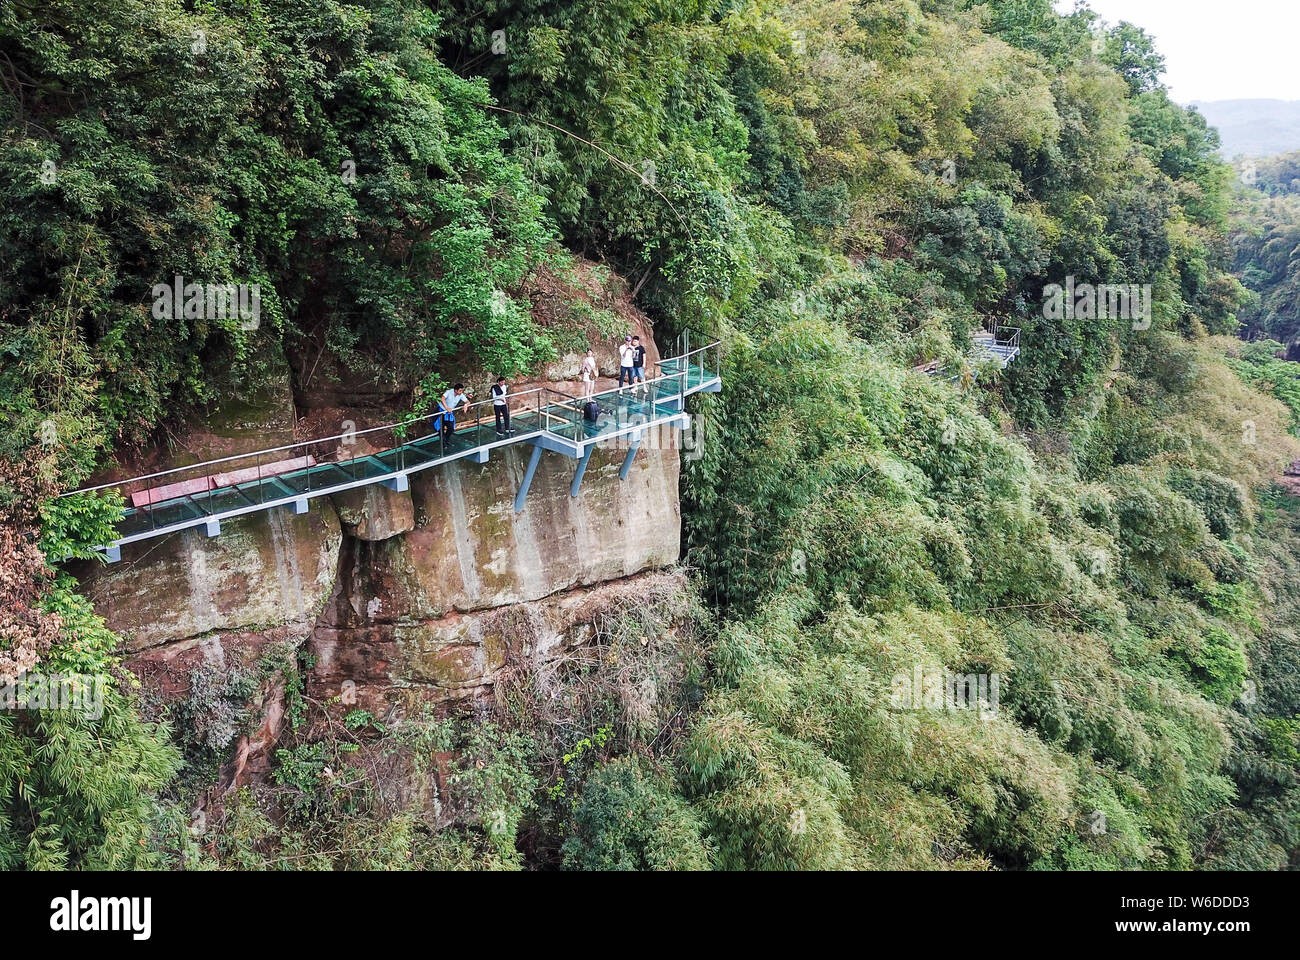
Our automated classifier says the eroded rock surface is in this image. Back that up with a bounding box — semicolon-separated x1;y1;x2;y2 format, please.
341;443;680;621
77;429;686;788
308;569;689;722
76;506;342;651
330;484;417;541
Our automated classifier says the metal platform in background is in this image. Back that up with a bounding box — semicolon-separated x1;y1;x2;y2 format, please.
916;324;1022;383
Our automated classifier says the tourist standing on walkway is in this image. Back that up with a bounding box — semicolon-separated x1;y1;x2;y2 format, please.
491;376;511;435
618;335;636;389
581;349;598;398
439;383;469;443
631;336;648;391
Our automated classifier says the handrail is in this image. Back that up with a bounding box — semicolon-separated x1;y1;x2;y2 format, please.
62;386;552;497
664;340;717;362
63;339;721;499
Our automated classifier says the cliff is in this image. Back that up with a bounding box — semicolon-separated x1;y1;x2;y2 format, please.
75;320;691;789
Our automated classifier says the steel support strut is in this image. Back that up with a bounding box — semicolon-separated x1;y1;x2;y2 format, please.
619;431;642;480
514;444;544;513
570;444;595;497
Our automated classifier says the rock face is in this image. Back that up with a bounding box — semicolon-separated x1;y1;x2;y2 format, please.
310;568;689;718
358;442;679;620
76;506;343;652
540;312;664;383
330;484;417;541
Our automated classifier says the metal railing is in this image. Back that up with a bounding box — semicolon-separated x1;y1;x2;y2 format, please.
991;325;1020;355
61;386;556;536
60;337;722;542
918;323;1022;383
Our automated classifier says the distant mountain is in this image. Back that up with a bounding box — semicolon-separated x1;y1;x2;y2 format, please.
1188;99;1300;159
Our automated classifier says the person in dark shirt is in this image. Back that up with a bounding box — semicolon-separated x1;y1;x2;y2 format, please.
491;376;511;435
631;336;648;391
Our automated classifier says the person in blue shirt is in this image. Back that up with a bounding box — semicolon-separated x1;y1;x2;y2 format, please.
438;383;469;443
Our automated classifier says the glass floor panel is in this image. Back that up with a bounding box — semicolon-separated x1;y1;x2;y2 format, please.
306;461;364;488
267;469;313;495
191;485;259;514
230;477;300;502
545;391;686;444
119;496;205;537
373;445;433;471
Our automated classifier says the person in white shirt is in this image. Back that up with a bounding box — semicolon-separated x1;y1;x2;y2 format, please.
618;335;635;389
581;349;598;398
438;383;469;443
490;376;511;435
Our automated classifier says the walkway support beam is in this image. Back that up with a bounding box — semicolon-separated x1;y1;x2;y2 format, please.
619;432;642;480
570;444;595;498
514;444;544;514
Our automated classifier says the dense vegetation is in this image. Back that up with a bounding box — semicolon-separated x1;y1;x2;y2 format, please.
2;0;1298;869
1230;150;1300;349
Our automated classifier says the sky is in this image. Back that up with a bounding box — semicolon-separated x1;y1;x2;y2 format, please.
1054;0;1300;103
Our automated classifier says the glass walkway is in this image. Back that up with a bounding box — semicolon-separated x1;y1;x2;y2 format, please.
65;341;722;560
